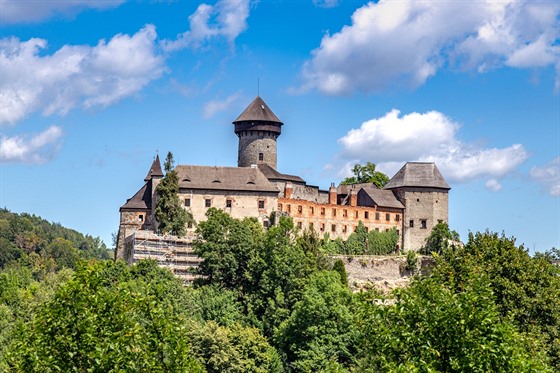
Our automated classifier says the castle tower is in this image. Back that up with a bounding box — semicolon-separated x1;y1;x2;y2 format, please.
384;162;450;251
233;96;283;169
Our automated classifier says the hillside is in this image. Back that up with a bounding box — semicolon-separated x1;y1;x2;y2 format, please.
0;208;112;269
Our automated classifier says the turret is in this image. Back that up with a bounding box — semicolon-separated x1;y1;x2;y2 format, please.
233;96;283;170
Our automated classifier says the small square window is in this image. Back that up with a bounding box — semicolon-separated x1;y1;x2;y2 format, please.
226;199;232;208
258;200;265;209
421;220;427;229
258;153;264;161
320;223;325;232
309;206;314;215
320;208;325;215
375;228;380;232
364;211;369;219
287;205;291;213
331;224;336;232
278;203;283;211
375;212;380;220
138;215;144;222
409;220;414;228
385;213;390;221
297;221;302;229
395;214;400;222
343;209;347;217
185;198;191;207
355;211;358;218
205;199;211;208
332;208;336;217
298;205;303;213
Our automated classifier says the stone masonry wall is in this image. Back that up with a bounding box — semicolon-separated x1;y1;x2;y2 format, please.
237;131;278;169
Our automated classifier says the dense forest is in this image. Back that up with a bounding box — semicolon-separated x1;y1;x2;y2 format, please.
1;207;559;372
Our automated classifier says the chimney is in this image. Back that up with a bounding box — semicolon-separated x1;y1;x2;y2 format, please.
349;187;358;207
329;183;337;205
285;183;293;199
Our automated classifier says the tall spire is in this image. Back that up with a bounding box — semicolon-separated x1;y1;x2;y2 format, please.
144;154;164;181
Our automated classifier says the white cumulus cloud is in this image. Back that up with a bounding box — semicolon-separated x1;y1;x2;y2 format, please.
0;25;165;125
530;157;560;196
485;179;503;192
0;0;125;24
0;126;63;163
300;0;560;94
337;109;529;185
162;0;250;52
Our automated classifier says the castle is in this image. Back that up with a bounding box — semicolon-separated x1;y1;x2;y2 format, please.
115;96;450;261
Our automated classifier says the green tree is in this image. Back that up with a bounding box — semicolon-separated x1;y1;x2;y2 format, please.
42;237;81;270
155;152;193;236
340;162;389;188
7;260;203;372
356;274;551;372
432;231;560;368
332;259;348;286
276;271;358;372
421;221;460;254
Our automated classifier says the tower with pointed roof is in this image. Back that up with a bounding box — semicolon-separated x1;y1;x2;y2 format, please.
233;96;283;170
384;162;451;250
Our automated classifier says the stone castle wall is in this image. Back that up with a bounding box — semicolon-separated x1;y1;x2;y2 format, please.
237;131;278;169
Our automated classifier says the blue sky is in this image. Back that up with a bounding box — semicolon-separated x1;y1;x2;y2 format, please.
1;0;558;252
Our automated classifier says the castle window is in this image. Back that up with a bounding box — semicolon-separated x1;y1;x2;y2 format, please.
258;200;265;209
138;215;144;222
342;225;347;233
364;211;369;219
395;214;400;222
309;206;314;215
375;228;379;232
226;199;232;208
187;222;193;229
421;220;427;229
417;198;420;202
409;220;414;228
355;211;358;218
385;213;390;221
331;224;336;232
185;198;191;207
309;222;314;230
297;222;302;229
258;153;264;161
438;219;443;224
320;223;325;232
397;230;400;235
298;205;303;213
320;207;325;215
278;203;283;211
343;209;347;217
287;205;291;213
375;212;380;220
332;208;336;217
205;199;211;208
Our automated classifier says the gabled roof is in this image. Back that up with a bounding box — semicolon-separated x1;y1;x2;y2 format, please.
257;163;305;184
175;165;279;193
144;154;164;181
384;162;450;190
360;187;404;209
120;181;152;211
233;96;283;124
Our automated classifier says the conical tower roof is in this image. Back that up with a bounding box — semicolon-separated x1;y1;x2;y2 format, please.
233;96;282;124
144;154;164;181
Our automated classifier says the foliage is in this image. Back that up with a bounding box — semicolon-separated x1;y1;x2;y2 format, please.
194;208;263;295
335;221;398;255
183;285;247;327
332;259;348;286
276;271;358;372
340;162;389;188
7;260;204;372
432;231;560;368
357;274;551;372
534;247;560;262
155;151;193;236
0;208;111;269
404;250;418;273
421;222;460;254
189;320;282;373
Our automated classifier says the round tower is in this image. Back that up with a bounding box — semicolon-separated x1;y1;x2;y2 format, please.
233;96;283;170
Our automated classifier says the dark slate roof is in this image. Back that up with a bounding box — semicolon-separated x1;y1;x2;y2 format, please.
338;183;377;195
361;187;404;209
121;181;152;210
233;96;283;124
175;165;279;193
144;154;164;181
257;163;305;183
384;162;450;190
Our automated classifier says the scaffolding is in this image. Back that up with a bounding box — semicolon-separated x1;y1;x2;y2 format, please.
123;231;201;283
